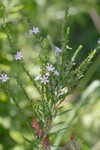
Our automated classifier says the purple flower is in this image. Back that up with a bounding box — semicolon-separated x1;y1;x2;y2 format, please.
0;74;9;82
41;76;49;85
15;51;23;60
55;46;62;53
29;27;40;34
35;74;49;85
46;63;55;72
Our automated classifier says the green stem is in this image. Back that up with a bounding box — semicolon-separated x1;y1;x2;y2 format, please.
2;83;33;136
21;62;41;95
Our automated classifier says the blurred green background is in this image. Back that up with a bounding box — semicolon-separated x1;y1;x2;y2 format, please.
0;0;100;150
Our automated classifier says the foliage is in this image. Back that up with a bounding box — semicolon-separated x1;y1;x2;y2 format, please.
0;0;100;150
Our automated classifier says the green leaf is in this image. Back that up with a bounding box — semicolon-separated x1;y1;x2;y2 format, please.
23;136;33;144
53;121;65;127
56;109;72;116
50;126;69;135
71;45;83;62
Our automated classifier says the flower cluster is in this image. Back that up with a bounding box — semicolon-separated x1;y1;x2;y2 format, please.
35;75;49;85
35;63;60;84
0;26;40;83
0;25;39;84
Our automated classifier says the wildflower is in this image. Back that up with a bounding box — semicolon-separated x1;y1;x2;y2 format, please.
54;70;60;76
29;26;40;34
34;75;41;81
15;51;23;60
0;73;9;82
55;46;62;53
46;63;55;72
41;76;49;85
35;74;49;84
66;45;72;50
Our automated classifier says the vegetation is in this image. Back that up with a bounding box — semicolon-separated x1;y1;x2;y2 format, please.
0;0;100;150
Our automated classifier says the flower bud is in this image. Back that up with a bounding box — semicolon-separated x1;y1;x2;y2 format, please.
32;120;40;129
36;128;44;138
41;136;50;149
